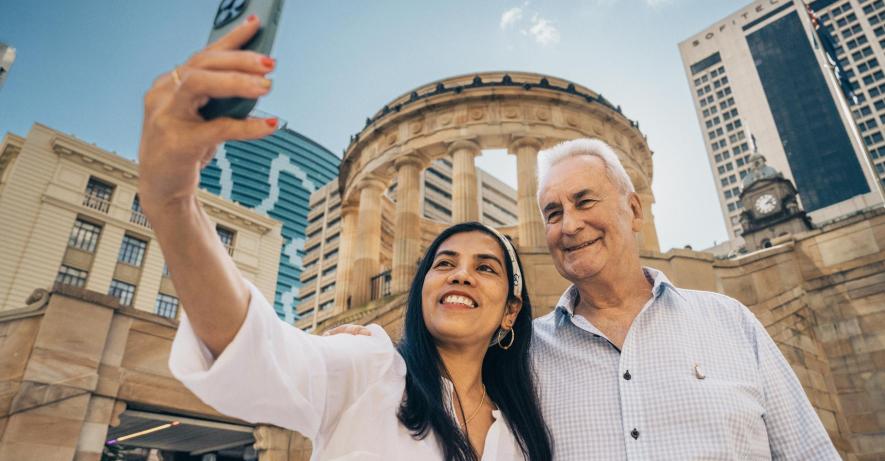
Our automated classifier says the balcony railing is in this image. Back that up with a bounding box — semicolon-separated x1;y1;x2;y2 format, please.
224;244;235;257
129;210;152;229
370;270;392;301
82;193;111;213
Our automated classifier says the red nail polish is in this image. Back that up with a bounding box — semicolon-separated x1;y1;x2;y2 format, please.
247;14;258;23
265;118;278;128
261;56;276;69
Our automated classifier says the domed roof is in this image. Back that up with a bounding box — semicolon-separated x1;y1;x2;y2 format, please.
741;152;783;189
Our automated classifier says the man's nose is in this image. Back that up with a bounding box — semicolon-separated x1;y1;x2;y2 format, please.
561;208;584;235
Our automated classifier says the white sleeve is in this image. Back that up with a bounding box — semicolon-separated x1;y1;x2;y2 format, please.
168;279;405;439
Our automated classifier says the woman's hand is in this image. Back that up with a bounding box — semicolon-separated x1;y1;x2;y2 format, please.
138;14;277;214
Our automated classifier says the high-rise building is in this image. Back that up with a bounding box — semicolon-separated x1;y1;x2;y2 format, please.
0;123;282;315
679;0;883;239
199;125;339;322
0;43;15;90
294;158;518;329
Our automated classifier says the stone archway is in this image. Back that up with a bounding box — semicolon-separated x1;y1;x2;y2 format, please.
333;72;659;310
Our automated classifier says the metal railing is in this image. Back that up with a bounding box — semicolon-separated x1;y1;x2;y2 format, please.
224;244;235;257
82;193;111;213
370;270;392;301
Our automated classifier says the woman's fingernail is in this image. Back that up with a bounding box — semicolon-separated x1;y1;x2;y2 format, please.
260;56;276;70
265;118;278;128
247;14;258;23
257;78;272;89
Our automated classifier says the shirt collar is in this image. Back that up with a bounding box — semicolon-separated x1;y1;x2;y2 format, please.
554;266;685;324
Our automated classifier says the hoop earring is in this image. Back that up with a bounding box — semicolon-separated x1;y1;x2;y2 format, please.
497;328;515;350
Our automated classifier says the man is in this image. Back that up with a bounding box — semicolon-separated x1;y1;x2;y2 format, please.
531;138;838;459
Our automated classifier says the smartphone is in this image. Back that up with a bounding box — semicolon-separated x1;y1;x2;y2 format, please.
199;0;285;120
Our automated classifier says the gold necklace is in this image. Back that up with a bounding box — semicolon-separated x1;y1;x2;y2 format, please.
463;385;487;425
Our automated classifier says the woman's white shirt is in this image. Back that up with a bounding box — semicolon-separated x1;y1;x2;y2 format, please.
168;279;525;461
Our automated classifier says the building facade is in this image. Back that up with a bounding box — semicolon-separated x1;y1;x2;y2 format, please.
679;0;883;239
199;126;339;322
0;123;282;317
294;158;519;329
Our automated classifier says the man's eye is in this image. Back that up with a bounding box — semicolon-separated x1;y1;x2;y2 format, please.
546;211;561;222
578;199;596;207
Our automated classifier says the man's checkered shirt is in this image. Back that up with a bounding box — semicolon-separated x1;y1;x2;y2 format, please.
530;267;839;460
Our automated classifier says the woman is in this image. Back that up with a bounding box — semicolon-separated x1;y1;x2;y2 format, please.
141;16;551;461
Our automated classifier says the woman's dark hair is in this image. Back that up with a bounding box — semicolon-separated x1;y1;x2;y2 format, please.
396;222;552;461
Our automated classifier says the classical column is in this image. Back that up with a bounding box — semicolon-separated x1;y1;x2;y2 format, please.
349;177;387;307
637;190;661;253
449;139;481;223
509;137;545;249
392;154;424;294
333;203;359;312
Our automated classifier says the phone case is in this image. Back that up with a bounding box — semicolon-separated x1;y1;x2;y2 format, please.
199;0;285;120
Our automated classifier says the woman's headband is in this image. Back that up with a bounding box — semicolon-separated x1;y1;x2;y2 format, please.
477;224;523;297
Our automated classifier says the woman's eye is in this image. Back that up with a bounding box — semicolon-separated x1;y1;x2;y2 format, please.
434;260;453;268
478;264;497;273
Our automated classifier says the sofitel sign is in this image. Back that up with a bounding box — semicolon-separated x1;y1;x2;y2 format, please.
691;0;786;46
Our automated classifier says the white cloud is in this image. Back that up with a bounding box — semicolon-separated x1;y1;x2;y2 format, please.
500;6;560;46
528;16;560;46
644;0;672;8
500;7;523;30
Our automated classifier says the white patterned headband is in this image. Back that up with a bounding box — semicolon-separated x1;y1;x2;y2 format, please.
478;225;523;297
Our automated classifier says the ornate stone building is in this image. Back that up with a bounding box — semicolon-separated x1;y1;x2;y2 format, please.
738;152;813;251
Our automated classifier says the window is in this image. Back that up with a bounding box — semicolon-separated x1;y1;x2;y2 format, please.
84;177;114;213
322;266;337;277
216;226;235;255
321;283;336;294
56;265;88;288
117;235;148;267
155;294;179;319
320;300;334;311
108;280;136;306
68;219;102;253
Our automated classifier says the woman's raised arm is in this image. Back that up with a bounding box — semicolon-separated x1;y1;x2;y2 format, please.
137;15;277;358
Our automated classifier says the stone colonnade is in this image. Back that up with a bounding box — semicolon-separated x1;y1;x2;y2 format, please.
333;135;572;309
332;72;659;311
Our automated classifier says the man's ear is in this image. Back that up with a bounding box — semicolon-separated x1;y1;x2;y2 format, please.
628;192;643;233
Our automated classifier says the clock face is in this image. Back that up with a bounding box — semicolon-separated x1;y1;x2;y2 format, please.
754;194;777;215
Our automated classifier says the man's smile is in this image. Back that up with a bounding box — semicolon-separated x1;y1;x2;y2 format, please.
563;236;602;253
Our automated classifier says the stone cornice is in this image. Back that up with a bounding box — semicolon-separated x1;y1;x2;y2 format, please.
51;136;138;185
338;72;656;205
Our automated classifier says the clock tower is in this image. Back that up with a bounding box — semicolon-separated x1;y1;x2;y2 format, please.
738;152;813;251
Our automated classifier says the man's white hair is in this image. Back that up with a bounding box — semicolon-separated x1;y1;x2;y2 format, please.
536;138;635;196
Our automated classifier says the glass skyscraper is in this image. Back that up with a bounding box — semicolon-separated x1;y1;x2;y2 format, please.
679;0;882;239
200;126;339;322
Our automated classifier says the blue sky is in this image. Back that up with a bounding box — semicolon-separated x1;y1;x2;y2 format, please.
0;0;746;250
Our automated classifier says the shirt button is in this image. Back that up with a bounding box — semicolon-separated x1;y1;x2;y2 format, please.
631;428;640;439
623;370;632;380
